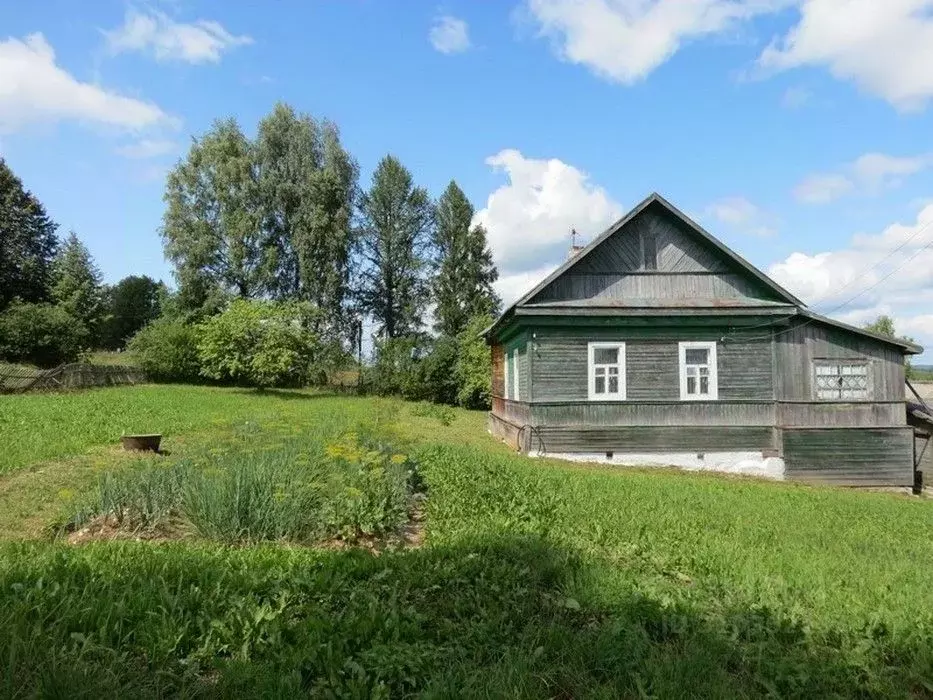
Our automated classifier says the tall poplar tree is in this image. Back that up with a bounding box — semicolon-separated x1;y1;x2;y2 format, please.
255;103;358;321
432;181;500;336
0;158;59;310
162;105;358;320
162;118;265;313
356;155;434;338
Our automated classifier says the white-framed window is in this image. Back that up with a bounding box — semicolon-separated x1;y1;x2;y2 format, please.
503;348;512;399
588;342;626;401
679;341;718;401
814;361;871;400
503;347;520;400
511;348;520;401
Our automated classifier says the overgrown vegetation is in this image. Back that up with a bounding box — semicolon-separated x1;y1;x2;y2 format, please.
1;386;933;696
71;431;419;545
196;299;343;388
127;317;201;383
1;110;499;405
0;300;89;367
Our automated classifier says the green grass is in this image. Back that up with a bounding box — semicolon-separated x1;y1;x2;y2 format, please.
0;384;353;476
1;386;933;696
87;350;140;367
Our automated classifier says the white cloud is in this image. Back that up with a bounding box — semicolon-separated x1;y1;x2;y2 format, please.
758;0;933;110
769;205;933;356
793;152;933;204
852;152;933;190
0;33;174;134
115;138;178;159
793;173;854;204
104;9;253;64
495;264;560;307
473;149;622;273
429;16;472;54
768;204;933;309
522;0;933;113
704;196;776;236
525;0;788;84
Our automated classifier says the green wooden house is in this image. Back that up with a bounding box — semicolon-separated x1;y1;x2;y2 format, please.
485;193;924;486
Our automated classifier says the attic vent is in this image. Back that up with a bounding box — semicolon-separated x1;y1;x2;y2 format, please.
641;228;658;270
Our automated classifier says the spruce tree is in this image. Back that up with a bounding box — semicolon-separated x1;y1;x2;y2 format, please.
0;158;59;310
52;232;104;342
356;155;434;338
432;181;500;336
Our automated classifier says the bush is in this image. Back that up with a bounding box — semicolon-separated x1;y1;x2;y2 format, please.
366;335;429;399
455;314;494;409
0;300;88;368
366;314;493;409
128;317;201;382
197;299;341;388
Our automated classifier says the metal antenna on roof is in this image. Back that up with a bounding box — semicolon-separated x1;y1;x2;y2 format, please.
569;228;584;258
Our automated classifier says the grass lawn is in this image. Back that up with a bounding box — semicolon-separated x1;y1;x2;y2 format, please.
2;386;933;696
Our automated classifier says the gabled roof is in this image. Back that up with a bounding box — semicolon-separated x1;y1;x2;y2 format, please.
484;192;803;338
513;192;805;310
484;193;923;355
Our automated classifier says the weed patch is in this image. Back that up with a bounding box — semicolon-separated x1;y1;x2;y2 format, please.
68;431;420;547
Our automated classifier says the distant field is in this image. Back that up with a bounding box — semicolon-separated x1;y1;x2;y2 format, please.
1;386;933;696
87;350;139;367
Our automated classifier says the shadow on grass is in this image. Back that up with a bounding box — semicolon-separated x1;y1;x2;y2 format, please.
1;535;931;698
226;387;358;401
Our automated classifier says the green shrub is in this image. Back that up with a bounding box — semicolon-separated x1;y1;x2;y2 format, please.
418;335;460;405
411;401;456;425
128;317;201;382
366;335;427;399
197;299;342;388
366;314;494;409
455;313;494;409
0;300;88;368
367;335;461;405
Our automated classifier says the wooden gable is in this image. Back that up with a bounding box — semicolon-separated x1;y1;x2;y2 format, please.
524;197;795;308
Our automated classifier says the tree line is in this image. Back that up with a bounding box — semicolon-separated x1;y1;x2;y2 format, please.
0;103;501;406
162;103;499;338
0;160;165;366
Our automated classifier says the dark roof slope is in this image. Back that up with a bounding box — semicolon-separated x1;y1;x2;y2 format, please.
512;192;804;310
800;309;923;354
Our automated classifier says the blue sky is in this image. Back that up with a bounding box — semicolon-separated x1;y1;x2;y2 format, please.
2;1;933;355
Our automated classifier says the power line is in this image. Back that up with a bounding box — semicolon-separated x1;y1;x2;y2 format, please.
725;216;933;344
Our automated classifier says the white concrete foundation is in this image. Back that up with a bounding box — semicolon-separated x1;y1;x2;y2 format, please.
531;450;786;480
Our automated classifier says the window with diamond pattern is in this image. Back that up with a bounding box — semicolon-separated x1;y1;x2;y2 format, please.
814;362;870;400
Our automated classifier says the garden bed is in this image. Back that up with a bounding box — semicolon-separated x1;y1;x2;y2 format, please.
65;430;424;549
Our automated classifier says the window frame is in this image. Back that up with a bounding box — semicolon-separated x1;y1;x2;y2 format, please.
511;347;520;401
587;341;627;401
678;341;719;401
812;359;872;401
503;347;511;399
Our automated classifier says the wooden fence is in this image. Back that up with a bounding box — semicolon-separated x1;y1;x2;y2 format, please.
0;363;147;394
